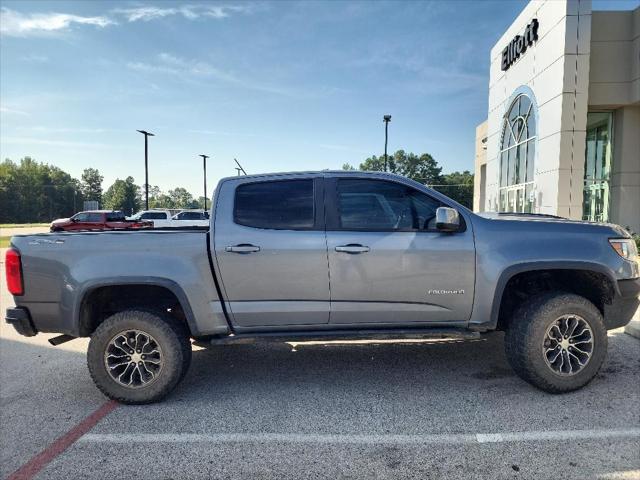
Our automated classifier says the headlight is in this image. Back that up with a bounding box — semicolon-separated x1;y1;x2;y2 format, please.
609;238;639;261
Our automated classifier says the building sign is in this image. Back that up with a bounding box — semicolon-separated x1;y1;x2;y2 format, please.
501;19;539;71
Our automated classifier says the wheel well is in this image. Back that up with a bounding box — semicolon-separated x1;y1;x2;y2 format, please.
78;284;192;337
497;269;615;331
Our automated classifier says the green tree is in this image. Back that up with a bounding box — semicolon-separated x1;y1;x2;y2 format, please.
147;185;167;209
195;196;208;209
436;170;474;208
102;176;141;215
359;154;396;173
350;150;440;183
168;187;194;208
0;157;82;223
146;186;203;209
81;168;104;203
341;150;473;208
396;151;442;185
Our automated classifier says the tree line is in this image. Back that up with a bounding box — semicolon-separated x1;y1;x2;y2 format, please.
1;151;473;223
342;150;474;208
0;157;205;223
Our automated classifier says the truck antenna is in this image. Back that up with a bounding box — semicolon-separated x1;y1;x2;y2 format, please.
234;158;247;175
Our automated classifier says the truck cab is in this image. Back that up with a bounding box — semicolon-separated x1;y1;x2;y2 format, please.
213;172;474;328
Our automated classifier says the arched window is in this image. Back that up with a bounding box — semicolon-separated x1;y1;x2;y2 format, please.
499;92;536;212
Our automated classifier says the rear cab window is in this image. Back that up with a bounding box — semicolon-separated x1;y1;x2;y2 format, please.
234;179;314;230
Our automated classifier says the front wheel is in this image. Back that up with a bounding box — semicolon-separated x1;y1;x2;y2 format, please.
87;309;192;404
504;292;607;393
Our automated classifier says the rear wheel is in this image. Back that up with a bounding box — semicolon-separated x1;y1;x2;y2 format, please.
504;292;607;393
87;309;191;404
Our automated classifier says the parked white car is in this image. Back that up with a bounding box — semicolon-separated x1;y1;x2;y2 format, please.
171;209;209;227
129;209;208;228
128;210;174;227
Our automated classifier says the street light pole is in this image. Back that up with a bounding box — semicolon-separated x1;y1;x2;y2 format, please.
136;130;155;210
199;154;209;211
383;115;391;172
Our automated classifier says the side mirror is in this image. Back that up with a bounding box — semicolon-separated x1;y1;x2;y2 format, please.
436;207;460;232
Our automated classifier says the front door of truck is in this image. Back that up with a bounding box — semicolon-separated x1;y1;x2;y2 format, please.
325;176;475;325
213;175;330;328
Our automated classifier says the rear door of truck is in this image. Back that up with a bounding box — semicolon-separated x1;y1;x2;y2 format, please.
212;174;330;328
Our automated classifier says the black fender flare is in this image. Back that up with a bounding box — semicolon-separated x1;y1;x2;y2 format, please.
488;261;619;329
75;276;199;336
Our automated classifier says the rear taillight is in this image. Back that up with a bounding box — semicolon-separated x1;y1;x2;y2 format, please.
5;248;24;296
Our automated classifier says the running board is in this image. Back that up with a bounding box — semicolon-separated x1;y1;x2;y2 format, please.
194;328;482;347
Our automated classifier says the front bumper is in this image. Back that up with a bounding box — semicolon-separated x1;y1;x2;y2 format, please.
603;278;640;330
5;307;37;337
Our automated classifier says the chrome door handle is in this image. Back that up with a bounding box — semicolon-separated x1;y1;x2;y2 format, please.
225;244;261;254
335;244;370;254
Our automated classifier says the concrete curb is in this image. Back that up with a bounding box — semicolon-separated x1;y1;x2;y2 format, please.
624;320;640;339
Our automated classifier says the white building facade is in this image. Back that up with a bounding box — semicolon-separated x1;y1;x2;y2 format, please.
474;0;640;232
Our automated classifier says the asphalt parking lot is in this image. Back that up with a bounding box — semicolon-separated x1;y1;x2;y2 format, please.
1;259;639;479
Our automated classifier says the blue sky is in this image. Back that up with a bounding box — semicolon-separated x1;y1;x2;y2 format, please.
1;0;638;196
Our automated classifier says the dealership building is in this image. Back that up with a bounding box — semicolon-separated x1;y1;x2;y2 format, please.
473;0;640;232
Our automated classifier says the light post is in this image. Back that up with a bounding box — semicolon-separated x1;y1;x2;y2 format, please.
136;130;155;210
199;154;209;211
383;115;391;172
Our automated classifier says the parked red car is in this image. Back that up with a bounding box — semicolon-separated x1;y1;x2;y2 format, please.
50;210;152;232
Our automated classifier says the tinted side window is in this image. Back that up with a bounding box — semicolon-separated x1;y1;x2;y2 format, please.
337;179;441;231
235;180;314;230
87;213;104;222
106;213;125;221
142;212;166;220
176;212;202;220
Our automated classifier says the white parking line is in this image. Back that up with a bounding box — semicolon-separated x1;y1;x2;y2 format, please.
80;428;640;445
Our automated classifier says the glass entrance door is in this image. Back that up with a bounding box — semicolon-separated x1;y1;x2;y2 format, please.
499;183;534;213
582;112;612;222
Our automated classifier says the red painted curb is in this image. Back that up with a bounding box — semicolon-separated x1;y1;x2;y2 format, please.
7;400;119;480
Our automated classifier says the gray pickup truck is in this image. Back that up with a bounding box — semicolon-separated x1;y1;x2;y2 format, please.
5;171;640;404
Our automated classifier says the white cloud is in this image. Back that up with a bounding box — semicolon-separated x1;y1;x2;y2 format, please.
127;52;298;97
113;4;252;23
113;6;177;22
0;106;30;116
18;126;112;134
21;54;49;63
0;136;118;149
0;4;252;37
0;7;114;37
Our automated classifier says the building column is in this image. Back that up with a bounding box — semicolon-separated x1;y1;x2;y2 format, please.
610;106;640;232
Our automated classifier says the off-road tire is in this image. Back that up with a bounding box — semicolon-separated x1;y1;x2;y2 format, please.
504;292;607;393
88;309;192;404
